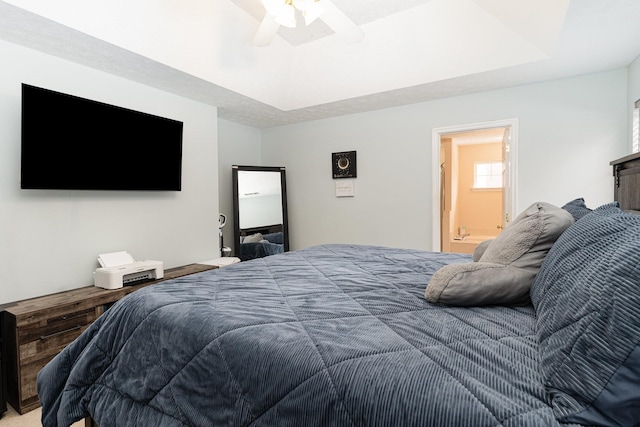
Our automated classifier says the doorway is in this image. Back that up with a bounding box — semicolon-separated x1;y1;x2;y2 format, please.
432;119;518;253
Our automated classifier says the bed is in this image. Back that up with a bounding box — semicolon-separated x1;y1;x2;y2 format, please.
238;231;285;261
37;160;640;427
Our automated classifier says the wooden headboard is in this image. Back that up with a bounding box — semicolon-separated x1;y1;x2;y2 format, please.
611;152;640;213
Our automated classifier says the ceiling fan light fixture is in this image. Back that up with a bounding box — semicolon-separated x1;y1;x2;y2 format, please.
274;3;297;28
261;0;325;30
302;2;324;26
262;0;286;16
293;0;315;11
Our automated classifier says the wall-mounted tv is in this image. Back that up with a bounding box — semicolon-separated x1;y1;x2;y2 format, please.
21;83;183;191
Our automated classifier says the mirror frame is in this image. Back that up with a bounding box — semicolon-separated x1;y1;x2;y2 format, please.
232;165;289;257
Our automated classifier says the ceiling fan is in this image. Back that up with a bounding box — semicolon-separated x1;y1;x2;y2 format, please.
253;0;365;47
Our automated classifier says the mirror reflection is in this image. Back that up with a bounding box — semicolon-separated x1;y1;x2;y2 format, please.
232;165;289;261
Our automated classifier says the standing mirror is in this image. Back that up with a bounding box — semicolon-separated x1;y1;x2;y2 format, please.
232;165;289;261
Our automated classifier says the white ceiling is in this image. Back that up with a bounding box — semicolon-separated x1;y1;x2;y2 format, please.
232;0;432;46
1;0;639;129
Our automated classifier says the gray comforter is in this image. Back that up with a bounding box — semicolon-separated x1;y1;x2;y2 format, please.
37;244;577;427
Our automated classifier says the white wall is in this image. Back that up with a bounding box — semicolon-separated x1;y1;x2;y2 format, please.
0;40;220;304
628;54;640;152
261;70;628;252
217;119;262;253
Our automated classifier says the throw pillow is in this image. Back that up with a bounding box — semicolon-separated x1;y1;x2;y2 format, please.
425;202;574;306
530;203;640;426
561;197;592;221
242;233;263;243
472;239;493;262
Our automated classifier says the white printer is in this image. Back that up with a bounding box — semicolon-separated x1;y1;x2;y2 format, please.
93;251;164;290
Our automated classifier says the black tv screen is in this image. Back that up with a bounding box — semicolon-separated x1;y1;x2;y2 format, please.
21;84;183;191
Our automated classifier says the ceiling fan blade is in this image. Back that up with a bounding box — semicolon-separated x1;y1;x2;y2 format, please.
318;0;364;44
253;13;280;47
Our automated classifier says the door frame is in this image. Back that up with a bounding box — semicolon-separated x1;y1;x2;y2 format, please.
431;118;518;251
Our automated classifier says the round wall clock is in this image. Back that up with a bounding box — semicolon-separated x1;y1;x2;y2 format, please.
332;151;357;179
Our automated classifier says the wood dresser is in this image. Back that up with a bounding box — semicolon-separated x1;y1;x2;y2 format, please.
0;263;217;415
611;152;640;212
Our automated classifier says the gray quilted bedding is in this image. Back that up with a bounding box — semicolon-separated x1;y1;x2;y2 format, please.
37;244;578;427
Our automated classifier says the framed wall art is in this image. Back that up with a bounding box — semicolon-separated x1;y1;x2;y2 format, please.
332;151;357;179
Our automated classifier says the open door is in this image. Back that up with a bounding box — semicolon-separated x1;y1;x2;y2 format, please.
432;119;518;252
502;127;513;228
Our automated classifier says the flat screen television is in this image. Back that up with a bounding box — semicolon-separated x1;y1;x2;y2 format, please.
21;84;183;191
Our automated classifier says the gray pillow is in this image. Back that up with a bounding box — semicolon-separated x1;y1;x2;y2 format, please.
561;197;592;221
530;203;640;426
472;239;493;261
242;233;263;243
425;202;574;306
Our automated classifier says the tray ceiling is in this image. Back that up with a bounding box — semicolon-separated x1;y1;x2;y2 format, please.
0;0;639;128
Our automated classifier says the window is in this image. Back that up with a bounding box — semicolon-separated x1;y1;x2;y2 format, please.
474;161;503;189
633;99;639;154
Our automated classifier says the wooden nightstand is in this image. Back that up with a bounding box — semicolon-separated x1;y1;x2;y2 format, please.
0;263;216;414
